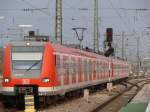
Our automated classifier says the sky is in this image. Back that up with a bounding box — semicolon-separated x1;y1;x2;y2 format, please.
0;0;150;60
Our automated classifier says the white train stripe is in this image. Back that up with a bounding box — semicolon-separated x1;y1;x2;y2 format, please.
2;87;14;92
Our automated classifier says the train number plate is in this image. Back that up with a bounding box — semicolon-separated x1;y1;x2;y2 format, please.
22;79;30;84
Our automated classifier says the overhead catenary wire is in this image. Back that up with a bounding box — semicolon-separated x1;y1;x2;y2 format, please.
63;0;89;27
107;0;133;32
19;0;75;31
20;0;50;15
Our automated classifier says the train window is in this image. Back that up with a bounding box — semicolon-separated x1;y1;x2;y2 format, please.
116;65;117;73
86;59;89;75
96;61;99;75
69;57;72;75
78;58;81;75
98;61;102;74
101;62;104;73
91;61;94;75
97;62;99;74
84;59;87;80
63;56;69;75
74;58;76;75
117;65;119;73
78;58;81;74
89;60;92;75
68;57;74;75
103;62;106;73
118;65;120;73
75;58;78;75
71;57;76;75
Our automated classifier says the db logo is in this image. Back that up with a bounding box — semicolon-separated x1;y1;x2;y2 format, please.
22;79;30;84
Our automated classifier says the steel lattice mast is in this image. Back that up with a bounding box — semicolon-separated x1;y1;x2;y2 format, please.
94;0;100;52
55;0;62;44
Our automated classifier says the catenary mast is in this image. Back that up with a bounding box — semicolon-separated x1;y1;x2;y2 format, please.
55;0;62;44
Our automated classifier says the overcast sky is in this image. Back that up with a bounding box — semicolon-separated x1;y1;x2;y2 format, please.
0;0;150;59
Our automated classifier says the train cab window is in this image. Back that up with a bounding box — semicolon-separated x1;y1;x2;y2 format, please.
11;46;44;78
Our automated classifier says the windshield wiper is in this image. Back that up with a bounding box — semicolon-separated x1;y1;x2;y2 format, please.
25;61;40;72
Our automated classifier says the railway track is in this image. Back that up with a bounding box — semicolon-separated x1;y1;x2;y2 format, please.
91;78;150;112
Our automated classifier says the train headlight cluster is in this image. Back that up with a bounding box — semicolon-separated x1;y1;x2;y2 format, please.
42;78;50;83
4;78;10;83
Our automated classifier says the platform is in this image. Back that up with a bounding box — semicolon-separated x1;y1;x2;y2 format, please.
120;84;150;112
132;84;150;103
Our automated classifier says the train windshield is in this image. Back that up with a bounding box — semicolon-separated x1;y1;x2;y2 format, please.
11;46;44;78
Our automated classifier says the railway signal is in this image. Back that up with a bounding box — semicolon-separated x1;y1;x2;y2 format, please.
104;28;114;57
106;28;113;42
55;0;62;44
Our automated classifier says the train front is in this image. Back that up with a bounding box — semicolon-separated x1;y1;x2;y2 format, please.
2;42;56;96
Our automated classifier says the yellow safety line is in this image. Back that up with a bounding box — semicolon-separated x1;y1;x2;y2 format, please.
24;95;36;112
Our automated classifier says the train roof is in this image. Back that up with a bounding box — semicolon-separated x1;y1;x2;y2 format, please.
52;44;127;64
53;44;104;58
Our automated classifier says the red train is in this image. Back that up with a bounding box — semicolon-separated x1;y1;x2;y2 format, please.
2;41;128;100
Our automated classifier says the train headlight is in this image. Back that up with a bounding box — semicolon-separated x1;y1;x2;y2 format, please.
4;78;10;83
42;78;50;83
26;42;30;46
